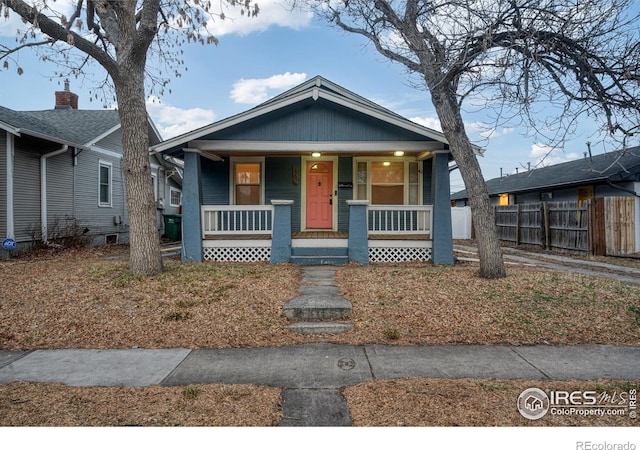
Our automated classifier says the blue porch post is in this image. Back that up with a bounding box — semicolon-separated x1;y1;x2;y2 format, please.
181;151;203;262
270;200;293;263
347;200;369;264
431;152;454;264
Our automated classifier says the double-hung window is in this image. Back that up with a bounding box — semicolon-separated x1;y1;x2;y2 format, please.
232;159;264;205
98;161;112;207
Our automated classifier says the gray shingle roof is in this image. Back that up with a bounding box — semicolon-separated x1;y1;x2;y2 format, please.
451;147;640;200
0;106;120;146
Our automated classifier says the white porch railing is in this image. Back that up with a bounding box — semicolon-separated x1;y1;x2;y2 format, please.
367;205;432;236
202;205;274;237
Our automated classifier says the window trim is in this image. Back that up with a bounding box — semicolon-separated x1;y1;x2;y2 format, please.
98;160;113;208
229;157;265;205
353;157;422;205
170;187;182;207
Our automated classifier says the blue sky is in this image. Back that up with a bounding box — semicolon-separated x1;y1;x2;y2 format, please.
2;0;635;194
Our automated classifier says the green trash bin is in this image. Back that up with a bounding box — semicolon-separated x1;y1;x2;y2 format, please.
163;214;182;241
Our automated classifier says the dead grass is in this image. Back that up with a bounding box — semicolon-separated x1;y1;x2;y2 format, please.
1;247;639;350
344;378;640;426
1;246;639;427
0;382;281;426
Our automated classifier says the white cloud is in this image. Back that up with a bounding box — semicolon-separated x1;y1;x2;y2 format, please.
231;72;307;104
207;0;313;37
529;143;580;167
409;116;442;132
146;96;216;139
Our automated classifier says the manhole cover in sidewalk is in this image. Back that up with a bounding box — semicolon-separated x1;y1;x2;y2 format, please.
337;357;356;371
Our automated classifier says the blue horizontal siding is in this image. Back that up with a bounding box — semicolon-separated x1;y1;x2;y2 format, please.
201;157;229;205
265;157;301;231
338;157;353;231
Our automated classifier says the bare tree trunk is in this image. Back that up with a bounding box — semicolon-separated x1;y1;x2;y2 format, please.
431;87;506;279
115;70;163;276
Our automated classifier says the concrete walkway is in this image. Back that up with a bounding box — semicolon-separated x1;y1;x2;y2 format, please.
455;244;640;284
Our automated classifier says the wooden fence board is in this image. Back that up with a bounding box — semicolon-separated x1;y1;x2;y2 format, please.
605;197;636;256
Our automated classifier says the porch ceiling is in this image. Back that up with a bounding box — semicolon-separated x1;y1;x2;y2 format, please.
185;140;449;159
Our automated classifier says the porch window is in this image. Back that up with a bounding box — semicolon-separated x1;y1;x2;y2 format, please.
355;159;421;205
233;161;263;205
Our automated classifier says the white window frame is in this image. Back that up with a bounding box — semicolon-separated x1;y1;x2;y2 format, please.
98;160;113;207
229;157;265;205
353;157;422;205
170;187;182;207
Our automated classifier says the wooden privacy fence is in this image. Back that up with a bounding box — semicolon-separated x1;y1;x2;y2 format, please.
494;197;636;255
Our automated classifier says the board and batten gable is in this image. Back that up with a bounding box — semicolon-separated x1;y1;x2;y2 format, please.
204;99;430;143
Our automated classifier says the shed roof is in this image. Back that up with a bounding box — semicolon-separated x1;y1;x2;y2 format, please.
451;147;640;200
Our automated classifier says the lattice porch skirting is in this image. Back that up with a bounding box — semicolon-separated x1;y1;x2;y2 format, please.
203;247;271;262
368;247;432;263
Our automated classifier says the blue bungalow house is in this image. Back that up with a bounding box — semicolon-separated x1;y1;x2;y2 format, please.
151;76;454;265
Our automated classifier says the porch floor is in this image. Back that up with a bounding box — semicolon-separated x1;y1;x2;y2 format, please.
204;231;431;240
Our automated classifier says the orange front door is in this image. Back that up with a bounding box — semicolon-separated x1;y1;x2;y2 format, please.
306;161;333;229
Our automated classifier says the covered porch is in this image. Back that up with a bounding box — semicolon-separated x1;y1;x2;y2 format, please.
187;193;451;264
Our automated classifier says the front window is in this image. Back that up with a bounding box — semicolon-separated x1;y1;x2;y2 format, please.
99;161;112;207
233;160;263;205
355;159;421;205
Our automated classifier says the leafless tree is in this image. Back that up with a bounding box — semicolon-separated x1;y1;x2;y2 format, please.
0;0;258;275
310;0;640;278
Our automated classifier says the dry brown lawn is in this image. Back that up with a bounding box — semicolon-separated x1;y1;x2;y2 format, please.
1;245;639;427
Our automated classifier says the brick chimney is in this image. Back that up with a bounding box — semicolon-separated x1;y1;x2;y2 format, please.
55;79;78;109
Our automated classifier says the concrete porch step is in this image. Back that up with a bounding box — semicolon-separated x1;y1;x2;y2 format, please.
285;322;355;335
282;295;352;320
290;255;349;265
291;247;348;257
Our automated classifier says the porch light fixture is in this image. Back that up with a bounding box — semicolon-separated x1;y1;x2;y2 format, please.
311;152;322;157
383;161;391;166
394;151;405;157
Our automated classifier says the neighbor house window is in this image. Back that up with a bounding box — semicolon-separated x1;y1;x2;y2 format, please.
170;188;182;207
232;159;264;205
499;193;510;206
354;159;421;205
99;161;112;207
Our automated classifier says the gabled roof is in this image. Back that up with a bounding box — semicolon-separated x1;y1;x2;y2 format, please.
152;75;452;154
451;147;640;200
0;106;122;148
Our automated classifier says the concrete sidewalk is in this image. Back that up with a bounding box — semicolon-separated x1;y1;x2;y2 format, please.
1;343;639;388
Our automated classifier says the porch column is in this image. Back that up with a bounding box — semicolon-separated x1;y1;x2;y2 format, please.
347;200;369;264
181;151;203;262
270;200;294;263
431;153;454;264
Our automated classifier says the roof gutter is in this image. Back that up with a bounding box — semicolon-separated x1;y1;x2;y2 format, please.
41;145;69;243
607;179;640;198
